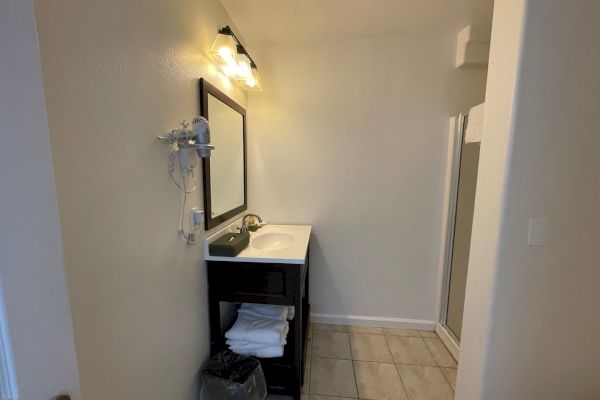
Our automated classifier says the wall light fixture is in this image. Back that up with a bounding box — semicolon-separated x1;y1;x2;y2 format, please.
209;26;262;92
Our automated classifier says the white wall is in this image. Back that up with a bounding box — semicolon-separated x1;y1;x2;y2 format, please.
248;35;487;324
33;0;246;398
458;0;600;398
0;0;80;398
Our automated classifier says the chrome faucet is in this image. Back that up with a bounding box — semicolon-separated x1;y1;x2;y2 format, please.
240;213;264;234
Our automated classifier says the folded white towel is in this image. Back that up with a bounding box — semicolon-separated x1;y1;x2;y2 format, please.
229;345;284;358
225;314;289;345
238;303;288;321
287;306;295;321
227;338;287;349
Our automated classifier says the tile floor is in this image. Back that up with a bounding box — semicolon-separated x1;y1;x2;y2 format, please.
299;323;457;400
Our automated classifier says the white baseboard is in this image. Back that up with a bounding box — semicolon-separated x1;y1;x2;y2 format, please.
435;323;460;361
310;313;436;331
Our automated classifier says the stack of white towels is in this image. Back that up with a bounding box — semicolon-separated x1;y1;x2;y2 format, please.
225;303;294;358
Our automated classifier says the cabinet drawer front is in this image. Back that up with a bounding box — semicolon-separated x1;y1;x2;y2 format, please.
208;262;294;299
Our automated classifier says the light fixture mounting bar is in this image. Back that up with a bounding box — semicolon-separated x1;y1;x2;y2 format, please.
218;25;257;68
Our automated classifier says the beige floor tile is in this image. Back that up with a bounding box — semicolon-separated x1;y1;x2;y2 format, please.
423;338;457;368
354;361;408;400
441;367;457;391
381;328;421;337
309;396;356;400
312;330;351;359
302;395;309;400
311;323;348;332
386;336;437;366
396;365;454;400
302;357;311;393
349;333;394;362
347;325;384;334
419;330;438;338
310;357;357;398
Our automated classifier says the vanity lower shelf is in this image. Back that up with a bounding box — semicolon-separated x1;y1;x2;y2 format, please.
206;248;310;400
240;310;310;396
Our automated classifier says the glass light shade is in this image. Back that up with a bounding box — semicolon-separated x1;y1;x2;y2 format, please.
209;33;237;65
241;67;262;92
220;58;239;77
235;53;253;80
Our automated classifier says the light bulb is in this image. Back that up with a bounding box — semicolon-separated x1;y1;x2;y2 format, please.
209;33;237;65
221;59;238;77
241;67;262;91
218;47;234;63
236;53;253;80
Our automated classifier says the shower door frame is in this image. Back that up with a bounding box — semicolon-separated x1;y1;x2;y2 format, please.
436;113;468;358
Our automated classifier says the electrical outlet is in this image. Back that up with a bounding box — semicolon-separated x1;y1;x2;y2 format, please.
190;207;203;229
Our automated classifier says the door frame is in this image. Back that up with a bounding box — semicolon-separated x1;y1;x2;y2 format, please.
438;113;468;349
0;275;19;400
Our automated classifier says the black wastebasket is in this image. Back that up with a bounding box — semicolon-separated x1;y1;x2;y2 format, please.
200;351;267;400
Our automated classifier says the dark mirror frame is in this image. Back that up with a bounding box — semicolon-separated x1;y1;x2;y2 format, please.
199;78;247;230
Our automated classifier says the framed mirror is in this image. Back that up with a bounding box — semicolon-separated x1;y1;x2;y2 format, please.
199;78;247;230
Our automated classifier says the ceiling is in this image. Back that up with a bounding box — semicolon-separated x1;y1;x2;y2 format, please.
220;0;494;45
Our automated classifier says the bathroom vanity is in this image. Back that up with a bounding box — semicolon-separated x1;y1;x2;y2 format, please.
199;78;310;398
205;222;311;399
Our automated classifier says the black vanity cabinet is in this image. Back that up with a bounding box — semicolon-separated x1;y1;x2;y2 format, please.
206;248;310;399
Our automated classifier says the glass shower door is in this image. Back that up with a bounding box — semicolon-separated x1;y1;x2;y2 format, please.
445;139;480;340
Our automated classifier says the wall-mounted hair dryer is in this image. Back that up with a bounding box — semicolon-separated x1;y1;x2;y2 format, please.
158;116;214;158
158;117;214;245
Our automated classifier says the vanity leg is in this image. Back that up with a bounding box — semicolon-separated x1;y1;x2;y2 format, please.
208;284;222;356
294;272;303;400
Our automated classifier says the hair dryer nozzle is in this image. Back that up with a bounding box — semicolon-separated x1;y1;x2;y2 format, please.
190;116;212;158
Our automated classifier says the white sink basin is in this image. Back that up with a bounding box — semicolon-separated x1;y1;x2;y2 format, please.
251;232;294;251
205;222;311;264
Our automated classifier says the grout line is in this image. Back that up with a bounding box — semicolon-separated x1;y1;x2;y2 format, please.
424;337;458;369
421;337;441;368
348;329;355;360
349;360;397;365
312;330;353;360
348;332;421;338
439;366;456;393
310;324;349;333
384;334;411;400
400;337;456;396
348;335;358;398
394;364;411;400
351;359;359;399
382;333;395;363
310;355;353;361
393;362;439;367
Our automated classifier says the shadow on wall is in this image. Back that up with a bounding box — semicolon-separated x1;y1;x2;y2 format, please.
306;233;346;316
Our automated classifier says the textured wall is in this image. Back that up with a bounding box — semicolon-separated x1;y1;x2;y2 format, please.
34;0;246;398
0;0;80;398
247;35;487;324
459;0;600;398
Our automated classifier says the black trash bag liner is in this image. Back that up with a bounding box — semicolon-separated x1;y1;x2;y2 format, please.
200;350;267;400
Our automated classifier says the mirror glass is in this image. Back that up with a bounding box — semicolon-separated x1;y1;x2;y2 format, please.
200;79;247;229
208;94;244;216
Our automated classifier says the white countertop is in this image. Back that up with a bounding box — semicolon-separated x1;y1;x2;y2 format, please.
204;219;311;264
